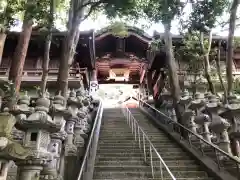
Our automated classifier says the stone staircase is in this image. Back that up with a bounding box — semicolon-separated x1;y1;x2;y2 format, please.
93;108;214;180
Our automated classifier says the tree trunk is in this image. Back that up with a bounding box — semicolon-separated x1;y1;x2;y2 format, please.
41;33;52;94
226;0;239;95
147;71;153;95
200;31;215;94
41;0;54;94
8;19;33;92
164;23;182;124
57;0;84;97
0;33;7;65
192;74;197;97
216;41;227;103
57;20;80;97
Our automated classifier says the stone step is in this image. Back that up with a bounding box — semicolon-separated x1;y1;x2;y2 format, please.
94;178;213;180
97;147;185;153
100;131;162;135
94;109;212;180
93;170;208;179
94;165;203;173
99;137;174;141
95;160;200;170
99;133;168;137
98;139;172;143
96;150;188;156
97;143;183;149
96;158;198;166
96;154;191;161
98;141;178;146
100;130;164;133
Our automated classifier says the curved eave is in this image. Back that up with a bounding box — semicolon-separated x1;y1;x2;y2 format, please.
154;33;228;43
7;30;94;40
95;31;152;44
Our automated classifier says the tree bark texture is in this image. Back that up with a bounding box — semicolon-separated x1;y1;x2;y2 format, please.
226;0;239;95
57;0;85;97
8;20;33;93
200;31;215;94
41;0;54;94
0;33;7;65
147;70;153;95
216;41;227;103
57;20;81;97
164;23;182;124
41;33;52;94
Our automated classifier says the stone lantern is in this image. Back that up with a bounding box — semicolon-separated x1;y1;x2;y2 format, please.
10;91;32;143
68;90;86;153
207;95;232;156
179;89;192;110
40;93;68;180
188;93;205;116
182;110;197;134
76;111;89;139
15;94;62;180
65;90;81;156
204;92;212;102
76;89;91;132
0;108;30;180
76;89;93;121
188;93;205;136
194;114;212;143
220;95;240;157
179;89;192;118
161;88;175;120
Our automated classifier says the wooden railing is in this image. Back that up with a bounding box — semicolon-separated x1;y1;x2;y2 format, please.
0;67;88;77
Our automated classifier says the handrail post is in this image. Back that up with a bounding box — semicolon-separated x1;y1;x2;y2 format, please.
77;100;103;180
138;99;240;178
121;105;177;180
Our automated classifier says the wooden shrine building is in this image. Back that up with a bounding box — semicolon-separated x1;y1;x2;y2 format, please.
1;26;240;94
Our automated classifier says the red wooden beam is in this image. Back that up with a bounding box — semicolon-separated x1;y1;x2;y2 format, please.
153;73;161;97
140;68;146;84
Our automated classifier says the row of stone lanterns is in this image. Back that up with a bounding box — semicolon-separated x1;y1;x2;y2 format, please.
0;88;98;180
159;88;240;160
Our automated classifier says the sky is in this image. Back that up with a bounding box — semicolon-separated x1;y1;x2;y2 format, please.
77;3;240;37
10;3;240;37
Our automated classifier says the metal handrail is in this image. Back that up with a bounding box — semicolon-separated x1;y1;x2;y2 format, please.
139;100;240;178
77;100;103;180
121;106;176;180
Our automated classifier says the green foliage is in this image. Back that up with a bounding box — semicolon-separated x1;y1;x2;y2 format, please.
109;22;128;37
176;32;218;74
233;78;240;94
140;0;184;24
234;37;240;48
22;0;49;24
102;0;140;19
176;32;204;74
0;0;21;32
184;0;229;32
149;39;165;51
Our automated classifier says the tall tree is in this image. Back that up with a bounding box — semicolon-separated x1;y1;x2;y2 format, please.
215;41;227;102
8;0;50;93
41;0;56;94
0;0;20;64
57;0;138;97
226;0;240;95
176;32;204;96
185;0;229;94
139;0;184;124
